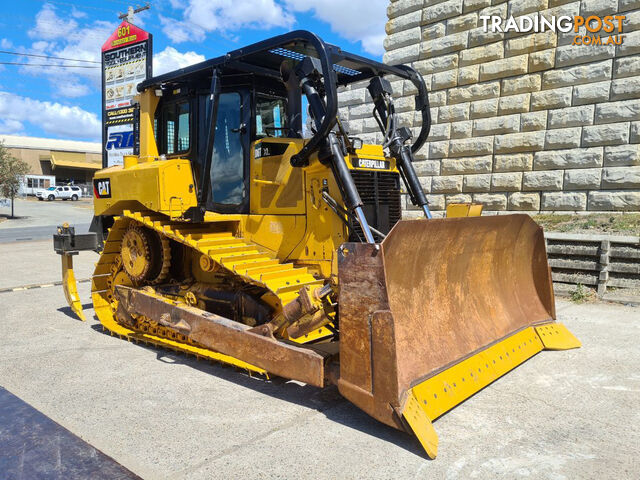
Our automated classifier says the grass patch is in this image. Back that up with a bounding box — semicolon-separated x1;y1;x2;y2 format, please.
569;283;596;303
533;213;640;234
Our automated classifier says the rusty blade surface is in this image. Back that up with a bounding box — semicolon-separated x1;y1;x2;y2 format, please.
115;286;326;387
382;215;554;390
337;214;555;428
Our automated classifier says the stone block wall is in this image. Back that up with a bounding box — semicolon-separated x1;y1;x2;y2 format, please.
339;0;640;215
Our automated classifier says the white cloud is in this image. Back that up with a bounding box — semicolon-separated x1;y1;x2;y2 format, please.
283;0;387;55
22;4;115;98
162;0;295;43
0;92;101;140
0;118;25;135
153;47;206;76
0;38;13;49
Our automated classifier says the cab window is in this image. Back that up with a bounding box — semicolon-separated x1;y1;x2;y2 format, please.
209;92;245;206
157;100;190;155
255;94;287;138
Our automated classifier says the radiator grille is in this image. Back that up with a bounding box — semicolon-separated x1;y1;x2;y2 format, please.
349;171;402;242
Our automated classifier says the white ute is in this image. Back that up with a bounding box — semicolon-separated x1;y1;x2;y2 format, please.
36;185;82;201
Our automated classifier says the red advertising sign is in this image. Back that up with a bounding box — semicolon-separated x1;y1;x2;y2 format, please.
102;21;150;52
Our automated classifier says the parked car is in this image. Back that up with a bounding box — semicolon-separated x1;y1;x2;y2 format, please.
36;185;82;201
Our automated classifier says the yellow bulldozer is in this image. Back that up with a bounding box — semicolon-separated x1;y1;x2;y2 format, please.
53;31;580;458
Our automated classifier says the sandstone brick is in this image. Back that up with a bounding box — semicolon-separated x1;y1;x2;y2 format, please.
473;114;520;136
531;87;572;110
387;0;423;19
383;43;420;64
611;78;640;101
617;29;640;56
601;166;640;188
429;90;447;107
425;194;446;210
555;43;615;68
588;191;640;211
463;173;492;192
339;88;365;106
386;10;422;35
468;26;504;47
470;98;499;118
499;93;530;114
346;119;363;134
510;0;549;15
545;127;582;149
572;81;610;105
472;193;507;210
463;0;491;13
393;96;417;113
505;31;556;56
418;176;432;193
582;123;630;146
491;172;523;191
384;27;421;51
445;193;473;204
548;105;595;128
422;22;447;43
529;49;555;72
502;74;541;95
429;123;452;141
541;60;612;89
449;137;494;156
619;0;640;12
414;54;459;75
479;55;528;81
439;103;471;122
563;168;602;189
432;175;464;193
414;160;441;176
521;111;548;131
430;140;450;158
451;120;473;138
494;131;546;153
541;192;587;210
396;111;415;128
423;0;464;25
431;69;458;90
447;12;478;33
441;155;493;174
523;170;564;190
494;153;534;172
580;0;618;16
604;144;640;166
458;65;480;85
508;192;541;210
348;103;370;120
421;32;468;58
613;56;640;79
448;82;500;104
459;42;503;66
534;147;603;169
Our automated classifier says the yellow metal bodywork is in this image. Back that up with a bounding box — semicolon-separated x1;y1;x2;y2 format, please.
402;322;581;458
446;203;483;217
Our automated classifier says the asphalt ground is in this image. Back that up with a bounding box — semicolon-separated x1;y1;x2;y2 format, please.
0;241;638;479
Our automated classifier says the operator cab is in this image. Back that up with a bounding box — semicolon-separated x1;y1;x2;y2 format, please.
140;30;432;239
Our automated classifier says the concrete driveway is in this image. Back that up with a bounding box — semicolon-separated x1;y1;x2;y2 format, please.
0;241;638;479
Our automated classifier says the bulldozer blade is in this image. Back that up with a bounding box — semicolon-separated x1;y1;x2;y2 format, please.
61;253;85;321
336;214;580;458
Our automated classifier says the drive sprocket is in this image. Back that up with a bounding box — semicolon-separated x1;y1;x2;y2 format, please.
121;223;171;285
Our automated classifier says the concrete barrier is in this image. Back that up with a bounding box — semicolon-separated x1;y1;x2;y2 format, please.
545;232;640;298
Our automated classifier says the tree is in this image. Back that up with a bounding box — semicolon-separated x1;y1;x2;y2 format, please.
0;141;30;218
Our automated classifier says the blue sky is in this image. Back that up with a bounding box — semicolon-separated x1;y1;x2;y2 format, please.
0;0;387;142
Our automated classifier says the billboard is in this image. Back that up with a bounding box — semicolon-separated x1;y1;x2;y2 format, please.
101;21;152;167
